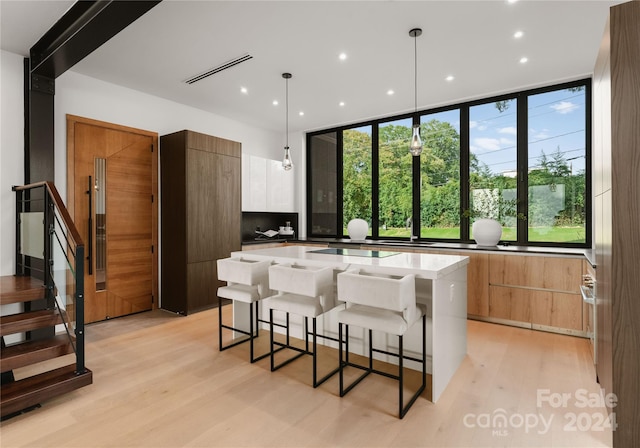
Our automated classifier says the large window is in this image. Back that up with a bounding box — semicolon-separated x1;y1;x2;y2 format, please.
420;109;461;239
308;132;338;235
378;119;412;238
527;88;587;243
306;79;590;247
469;99;518;241
342;126;372;235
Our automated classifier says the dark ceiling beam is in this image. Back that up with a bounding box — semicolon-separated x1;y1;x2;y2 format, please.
24;0;162;186
30;0;161;78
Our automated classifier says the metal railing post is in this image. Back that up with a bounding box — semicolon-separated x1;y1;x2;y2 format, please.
14;187;24;276
43;188;54;306
75;244;85;373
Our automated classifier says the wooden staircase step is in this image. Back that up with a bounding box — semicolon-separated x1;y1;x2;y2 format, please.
1;364;92;418
0;309;66;337
1;335;75;372
0;276;45;305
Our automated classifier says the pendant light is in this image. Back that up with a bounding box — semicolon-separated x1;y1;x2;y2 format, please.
409;28;423;156
282;72;293;170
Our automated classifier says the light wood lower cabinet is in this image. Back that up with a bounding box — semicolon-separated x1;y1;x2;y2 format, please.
489;286;583;332
489;253;581;292
489;285;535;323
488;254;585;335
465;253;489;317
531;291;583;331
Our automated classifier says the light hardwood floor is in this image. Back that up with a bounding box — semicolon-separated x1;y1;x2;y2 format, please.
1;308;612;447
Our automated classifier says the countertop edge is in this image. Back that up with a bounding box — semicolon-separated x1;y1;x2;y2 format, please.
243;238;595;263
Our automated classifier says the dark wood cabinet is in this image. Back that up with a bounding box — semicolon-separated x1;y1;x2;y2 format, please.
594;3;640;446
160;130;241;314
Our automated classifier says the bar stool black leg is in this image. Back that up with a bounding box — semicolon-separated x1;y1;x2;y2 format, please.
312;317;317;387
218;298;224;350
369;329;373;370
398;335;404;418
249;302;254;362
339;323;344;395
270;308;275;371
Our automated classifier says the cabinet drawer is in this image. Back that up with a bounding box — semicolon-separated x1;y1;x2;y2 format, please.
490;285;583;332
543;258;582;293
489;285;539;322
531;292;583;331
489;254;581;292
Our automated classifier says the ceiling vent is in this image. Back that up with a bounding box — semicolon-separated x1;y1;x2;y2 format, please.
184;54;253;84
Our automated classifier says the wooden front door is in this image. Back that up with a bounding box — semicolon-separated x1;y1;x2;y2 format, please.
67;115;158;323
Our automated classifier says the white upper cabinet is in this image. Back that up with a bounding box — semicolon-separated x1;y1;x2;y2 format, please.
242;154;294;212
242;155;267;211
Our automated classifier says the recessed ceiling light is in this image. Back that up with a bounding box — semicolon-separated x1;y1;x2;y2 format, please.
339;101;345;107
507;0;518;4
446;75;455;82
514;30;524;39
272;100;279;106
339;53;347;61
240;87;248;94
299;111;304;116
387;89;395;96
520;57;528;64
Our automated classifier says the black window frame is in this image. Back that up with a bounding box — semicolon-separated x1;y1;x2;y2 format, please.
306;78;592;248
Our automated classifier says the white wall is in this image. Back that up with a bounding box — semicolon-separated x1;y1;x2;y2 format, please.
1;50;26;337
1;49;306;276
53;69;288;208
0;50;25;277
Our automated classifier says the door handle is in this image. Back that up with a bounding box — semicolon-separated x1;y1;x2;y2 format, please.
86;175;93;276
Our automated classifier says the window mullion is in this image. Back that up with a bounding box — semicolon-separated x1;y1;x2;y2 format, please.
460;106;470;242
337;131;344;237
517;94;529;244
372;124;380;238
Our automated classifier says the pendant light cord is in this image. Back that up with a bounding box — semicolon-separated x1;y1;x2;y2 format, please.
414;32;418;113
285;76;289;148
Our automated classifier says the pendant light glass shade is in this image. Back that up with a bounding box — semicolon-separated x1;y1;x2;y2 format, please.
410;124;422;156
282;146;293;171
282;73;293;170
409;28;423;156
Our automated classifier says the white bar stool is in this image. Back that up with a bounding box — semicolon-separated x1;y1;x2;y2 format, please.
216;257;273;363
336;269;426;419
263;263;341;388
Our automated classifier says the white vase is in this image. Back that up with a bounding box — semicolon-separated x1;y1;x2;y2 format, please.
347;219;368;241
472;218;502;246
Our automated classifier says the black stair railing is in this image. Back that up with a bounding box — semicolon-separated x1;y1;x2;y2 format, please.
13;181;86;373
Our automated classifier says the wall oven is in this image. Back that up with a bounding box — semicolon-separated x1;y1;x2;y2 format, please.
581;273;596;364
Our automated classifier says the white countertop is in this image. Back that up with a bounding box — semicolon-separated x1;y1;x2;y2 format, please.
233;245;469;280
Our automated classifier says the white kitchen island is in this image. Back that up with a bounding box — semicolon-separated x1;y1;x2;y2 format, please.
230;245;469;402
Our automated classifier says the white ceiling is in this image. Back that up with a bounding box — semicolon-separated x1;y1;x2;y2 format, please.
1;0;620;134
